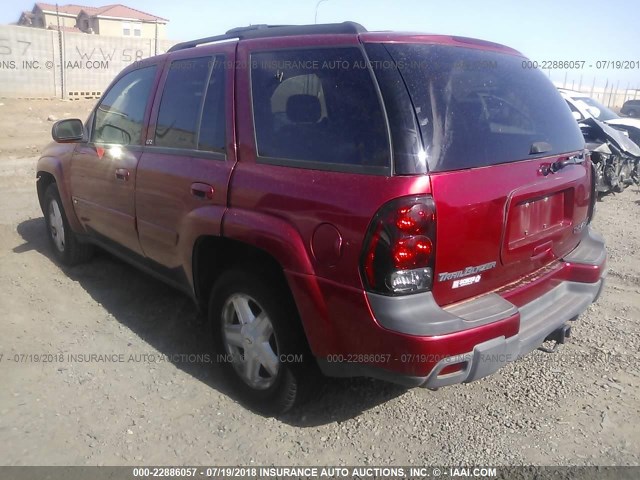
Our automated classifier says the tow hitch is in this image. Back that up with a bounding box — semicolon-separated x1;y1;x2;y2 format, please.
539;325;572;353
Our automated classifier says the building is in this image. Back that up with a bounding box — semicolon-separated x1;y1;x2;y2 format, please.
17;3;168;38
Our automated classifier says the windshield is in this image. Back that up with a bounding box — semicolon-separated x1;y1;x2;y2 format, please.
380;44;585;172
575;96;619;121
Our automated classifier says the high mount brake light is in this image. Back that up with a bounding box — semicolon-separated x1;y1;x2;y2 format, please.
362;195;436;295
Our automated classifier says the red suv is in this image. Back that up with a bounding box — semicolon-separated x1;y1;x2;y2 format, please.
37;22;606;413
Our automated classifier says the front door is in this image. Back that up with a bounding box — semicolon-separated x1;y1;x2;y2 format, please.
70;64;159;255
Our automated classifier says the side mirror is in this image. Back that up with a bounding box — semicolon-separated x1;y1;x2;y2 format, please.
572;111;582;121
52;119;85;143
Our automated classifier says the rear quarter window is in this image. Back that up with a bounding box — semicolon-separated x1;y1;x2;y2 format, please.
380;44;585;172
250;47;391;174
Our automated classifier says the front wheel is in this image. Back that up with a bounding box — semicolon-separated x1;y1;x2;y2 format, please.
43;184;93;265
209;269;313;414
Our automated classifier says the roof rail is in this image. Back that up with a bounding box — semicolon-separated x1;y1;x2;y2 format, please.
167;21;367;53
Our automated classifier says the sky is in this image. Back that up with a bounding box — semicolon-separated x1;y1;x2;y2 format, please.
4;0;640;89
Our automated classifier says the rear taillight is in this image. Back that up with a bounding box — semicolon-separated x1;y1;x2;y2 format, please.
361;195;436;295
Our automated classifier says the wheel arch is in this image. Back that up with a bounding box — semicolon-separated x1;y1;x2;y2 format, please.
36;170;56;213
191;230;336;357
36;157;83;232
192;235;291;313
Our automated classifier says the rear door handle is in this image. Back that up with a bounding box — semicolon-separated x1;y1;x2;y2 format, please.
191;182;214;200
115;168;130;181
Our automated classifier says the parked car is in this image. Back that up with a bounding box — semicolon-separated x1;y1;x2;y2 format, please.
37;22;606;414
621;99;640;117
559;89;640;144
560;89;640;192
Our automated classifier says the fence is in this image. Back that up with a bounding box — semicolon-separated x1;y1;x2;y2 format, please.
0;24;176;99
553;75;639;110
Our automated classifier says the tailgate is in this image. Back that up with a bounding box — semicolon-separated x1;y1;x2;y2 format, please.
375;42;590;305
430;155;591;306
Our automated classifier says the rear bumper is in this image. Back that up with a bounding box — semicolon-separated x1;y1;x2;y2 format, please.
317;226;606;387
421;276;604;389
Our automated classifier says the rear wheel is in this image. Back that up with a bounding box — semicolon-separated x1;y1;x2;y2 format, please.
43;184;93;265
209;269;313;414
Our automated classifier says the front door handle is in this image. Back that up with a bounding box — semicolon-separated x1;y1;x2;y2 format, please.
191;182;214;200
115;168;130;181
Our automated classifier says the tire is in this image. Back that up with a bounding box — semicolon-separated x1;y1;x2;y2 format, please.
208;268;313;415
43;184;93;265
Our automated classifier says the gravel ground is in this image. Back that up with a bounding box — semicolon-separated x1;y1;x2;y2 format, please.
0;99;638;466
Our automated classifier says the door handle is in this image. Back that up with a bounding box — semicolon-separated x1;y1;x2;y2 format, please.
115;168;130;181
531;241;553;260
191;183;214;200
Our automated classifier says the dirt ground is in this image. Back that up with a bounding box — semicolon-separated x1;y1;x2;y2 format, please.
0;98;638;467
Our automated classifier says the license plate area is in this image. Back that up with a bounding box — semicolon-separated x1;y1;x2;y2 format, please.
508;191;569;247
502;189;573;263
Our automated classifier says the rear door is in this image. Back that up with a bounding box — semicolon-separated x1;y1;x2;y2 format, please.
380;43;590;306
135;44;235;269
229;36;397;294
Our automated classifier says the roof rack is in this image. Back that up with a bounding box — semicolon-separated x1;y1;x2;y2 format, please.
167;21;367;53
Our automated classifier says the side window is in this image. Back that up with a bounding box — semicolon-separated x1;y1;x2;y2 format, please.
270;74;327;131
251;48;390;171
198;58;226;152
92;66;157;145
155;57;210;149
155;56;226;152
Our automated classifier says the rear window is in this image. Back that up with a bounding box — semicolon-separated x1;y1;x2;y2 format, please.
380;44;584;172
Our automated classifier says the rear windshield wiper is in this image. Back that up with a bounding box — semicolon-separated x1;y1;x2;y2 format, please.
530;141;552;154
541;153;586;176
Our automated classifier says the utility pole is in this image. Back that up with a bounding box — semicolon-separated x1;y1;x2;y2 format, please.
56;4;64;99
